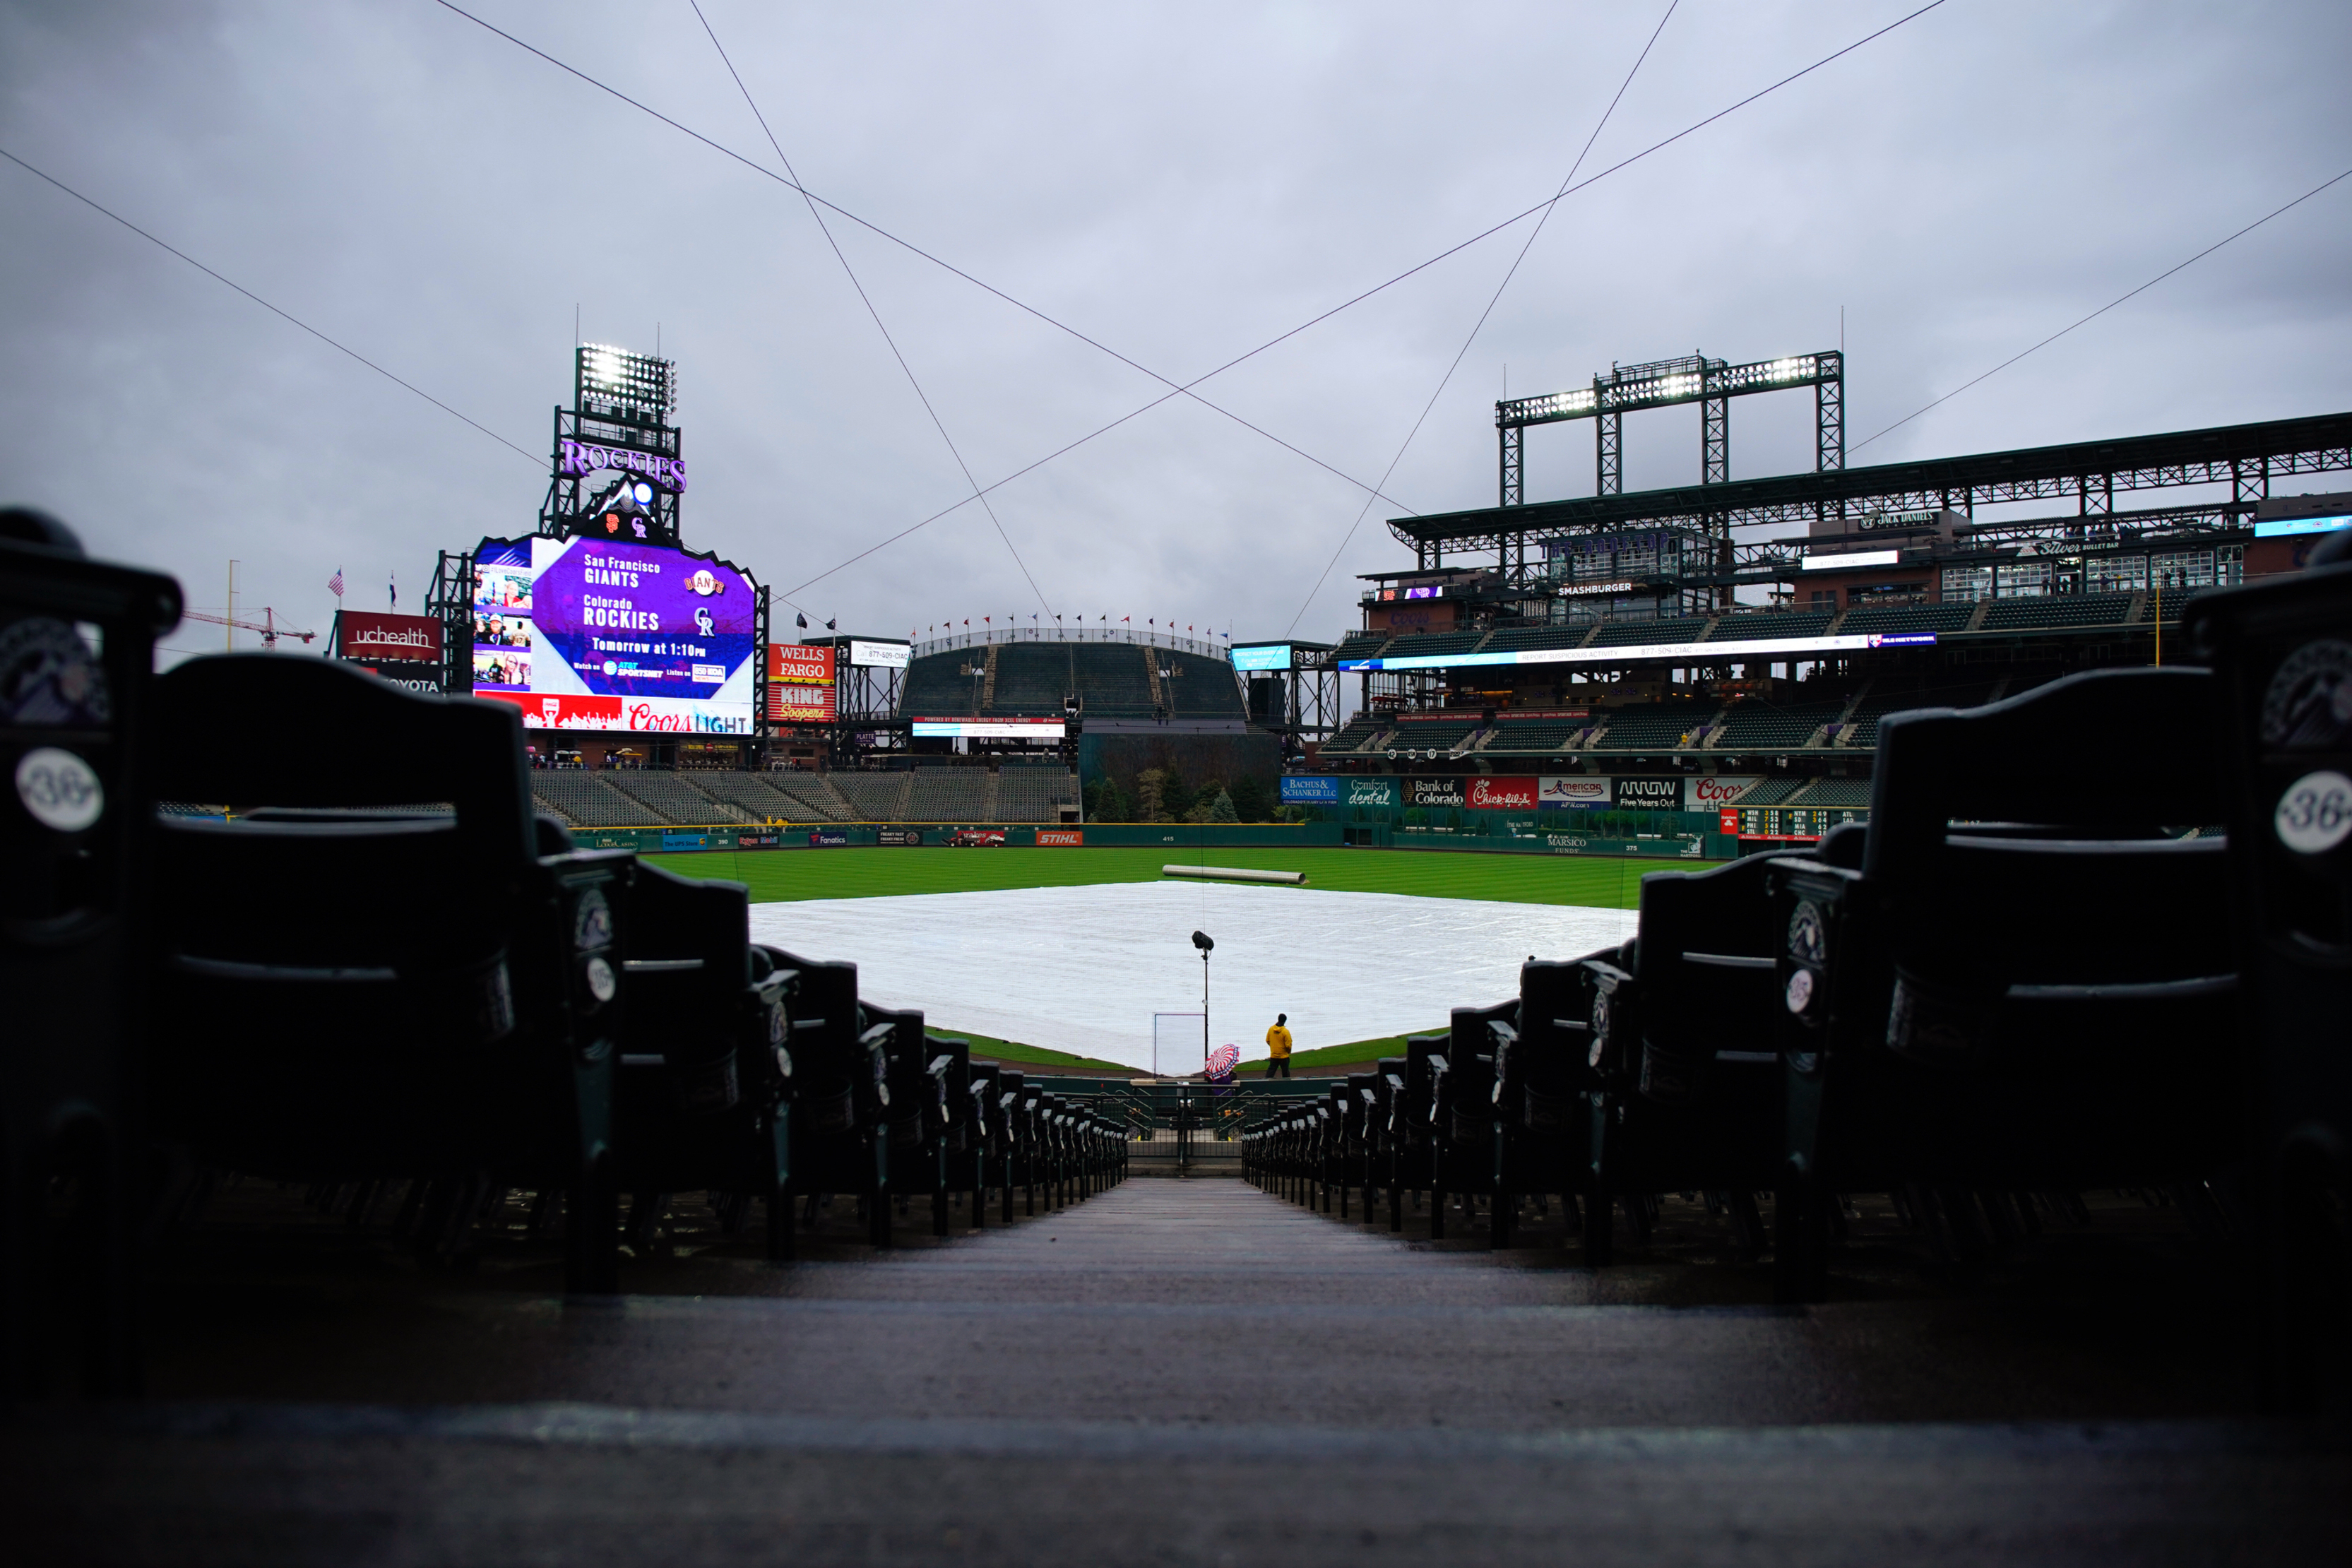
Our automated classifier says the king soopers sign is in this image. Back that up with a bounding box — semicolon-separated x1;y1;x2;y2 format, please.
559;438;687;493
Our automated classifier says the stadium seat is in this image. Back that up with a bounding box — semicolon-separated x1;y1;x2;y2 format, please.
1765;667;2236;1302
144;655;634;1295
778;953;892;1244
2187;559;2352;1411
0;510;181;1396
608;860;796;1261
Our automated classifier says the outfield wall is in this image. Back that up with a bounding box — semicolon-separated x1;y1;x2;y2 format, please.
603;819;1736;859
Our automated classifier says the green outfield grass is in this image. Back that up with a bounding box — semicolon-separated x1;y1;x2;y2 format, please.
646;843;1673;908
921;1028;1135;1076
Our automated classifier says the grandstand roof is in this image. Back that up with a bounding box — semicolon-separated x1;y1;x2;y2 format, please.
1389;410;2352;552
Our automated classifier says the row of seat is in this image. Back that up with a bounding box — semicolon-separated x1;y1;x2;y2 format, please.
1242;561;2351;1408
1;515;1127;1396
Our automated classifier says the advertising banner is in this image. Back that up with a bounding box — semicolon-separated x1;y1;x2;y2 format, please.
848;639;910;670
807;829;849;848
1408;776;1466;809
909;718;1067;739
1279;775;1339;804
1613;776;1683;809
1465;776;1538;811
1687;775;1762;809
338;610;442;665
470;536;757;733
877;828;921;845
1231;643;1292;672
768;643;838;723
1538;776;1610;809
1036;828;1084;846
1341;776;1397;810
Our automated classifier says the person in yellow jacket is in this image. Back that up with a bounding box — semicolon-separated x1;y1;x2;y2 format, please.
1264;1014;1293;1079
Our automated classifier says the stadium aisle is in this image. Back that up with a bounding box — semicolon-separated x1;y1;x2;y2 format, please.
6;1179;2342;1564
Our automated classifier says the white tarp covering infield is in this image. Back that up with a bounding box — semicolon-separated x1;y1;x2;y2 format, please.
746;881;1637;1074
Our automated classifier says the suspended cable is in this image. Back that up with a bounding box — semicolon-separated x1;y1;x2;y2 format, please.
1283;0;1679;636
0;144;538;465
436;0;1944;596
434;0;1415;521
687;0;1051;614
766;0;1947;601
1851;163;2352;455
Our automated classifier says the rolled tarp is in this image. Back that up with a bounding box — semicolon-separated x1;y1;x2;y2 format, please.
1162;865;1307;886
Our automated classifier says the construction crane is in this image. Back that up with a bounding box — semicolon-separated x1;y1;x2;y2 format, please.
180;607;316;650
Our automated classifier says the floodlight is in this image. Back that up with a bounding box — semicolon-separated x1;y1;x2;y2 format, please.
1191;930;1213;953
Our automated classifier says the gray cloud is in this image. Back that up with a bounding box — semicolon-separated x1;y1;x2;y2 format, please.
4;0;2346;661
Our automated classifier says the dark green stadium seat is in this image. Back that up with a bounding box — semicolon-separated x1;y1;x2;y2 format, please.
780;954;891;1243
2187;558;2352;1410
610;861;795;1260
1766;667;2235;1302
1;511;180;1396
145;655;633;1295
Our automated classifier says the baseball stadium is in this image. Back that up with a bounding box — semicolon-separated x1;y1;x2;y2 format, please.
7;6;2352;1562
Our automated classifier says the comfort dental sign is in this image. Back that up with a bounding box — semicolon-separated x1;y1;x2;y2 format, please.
1338;631;1934;672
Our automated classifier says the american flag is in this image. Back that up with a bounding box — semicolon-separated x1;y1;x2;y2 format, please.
328;567;344;598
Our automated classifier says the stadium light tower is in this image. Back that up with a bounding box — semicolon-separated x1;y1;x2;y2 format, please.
1191;929;1213;1077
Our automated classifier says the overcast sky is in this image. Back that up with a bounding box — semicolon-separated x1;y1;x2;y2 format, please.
4;0;2347;661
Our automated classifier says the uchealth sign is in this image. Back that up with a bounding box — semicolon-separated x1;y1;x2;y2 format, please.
1539;776;1610;809
1614;776;1682;809
338;610;442;664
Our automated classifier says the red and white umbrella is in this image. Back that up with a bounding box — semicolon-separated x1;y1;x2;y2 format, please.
1205;1043;1241;1081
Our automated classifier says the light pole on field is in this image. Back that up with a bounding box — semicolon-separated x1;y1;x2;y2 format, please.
1192;929;1213;1077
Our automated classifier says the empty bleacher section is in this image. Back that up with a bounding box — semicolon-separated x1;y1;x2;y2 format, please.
530;770;658;826
995;767;1078;822
1377;628;1487;659
1381;718;1479;752
898;648;984;715
905;766;989;821
1319;715;1386;754
1071;644;1156;718
1709;699;1846;751
1838;602;1976;634
1481;719;1587;754
1711;610;1834;641
988;643;1070;715
828;772;911;821
1978;592;2137;631
1788;776;1874;807
1838;678;2002;749
1589;615;1711;648
763;772;856;821
605;770;754;825
1588;703;1718;751
1160;657;1247;719
1480;622;1595;653
1721;775;1809;805
1331;631;1389;662
691;769;806;821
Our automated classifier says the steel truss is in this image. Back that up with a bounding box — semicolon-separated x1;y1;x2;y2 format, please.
1406;410;2351;587
1497;350;1843;506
